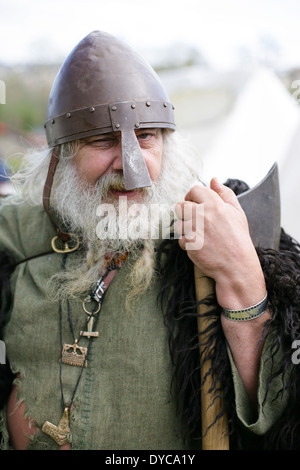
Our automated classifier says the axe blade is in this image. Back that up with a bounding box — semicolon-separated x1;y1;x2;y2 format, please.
237;163;281;250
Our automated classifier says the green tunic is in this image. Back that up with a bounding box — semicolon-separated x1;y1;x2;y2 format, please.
0;198;288;449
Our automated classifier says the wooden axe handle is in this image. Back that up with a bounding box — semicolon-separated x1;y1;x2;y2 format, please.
194;265;229;450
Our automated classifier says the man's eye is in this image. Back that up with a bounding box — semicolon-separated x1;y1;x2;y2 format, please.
137;133;154;140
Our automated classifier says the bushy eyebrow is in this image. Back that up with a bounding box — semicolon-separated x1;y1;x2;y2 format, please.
80;133;119;146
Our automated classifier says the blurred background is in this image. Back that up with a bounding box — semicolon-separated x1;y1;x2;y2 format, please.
0;0;300;240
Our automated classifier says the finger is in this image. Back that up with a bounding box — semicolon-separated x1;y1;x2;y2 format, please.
184;185;211;204
174;218;195;237
175;211;204;251
174;218;197;236
178;232;204;252
177;233;198;251
210;177;241;209
175;201;195;220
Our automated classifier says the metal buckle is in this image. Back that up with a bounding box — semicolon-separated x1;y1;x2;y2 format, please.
51;234;80;253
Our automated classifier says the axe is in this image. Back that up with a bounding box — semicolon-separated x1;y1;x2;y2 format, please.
195;163;281;450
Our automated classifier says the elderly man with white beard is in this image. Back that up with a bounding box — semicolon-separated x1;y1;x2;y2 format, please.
0;31;300;451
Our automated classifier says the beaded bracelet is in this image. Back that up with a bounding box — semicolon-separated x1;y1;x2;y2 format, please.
221;292;269;321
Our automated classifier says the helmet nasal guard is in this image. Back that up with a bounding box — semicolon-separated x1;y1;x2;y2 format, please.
44;31;175;190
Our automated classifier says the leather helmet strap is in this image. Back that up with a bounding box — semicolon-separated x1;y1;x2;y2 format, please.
43;150;70;242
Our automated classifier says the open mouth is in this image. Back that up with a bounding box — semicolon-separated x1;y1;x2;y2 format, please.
109;185;140;199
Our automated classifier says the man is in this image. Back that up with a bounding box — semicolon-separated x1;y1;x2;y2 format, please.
0;31;299;450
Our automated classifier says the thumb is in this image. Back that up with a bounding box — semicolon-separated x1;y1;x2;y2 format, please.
210;177;241;209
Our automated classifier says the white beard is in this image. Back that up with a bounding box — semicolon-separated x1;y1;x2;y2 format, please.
51;163;176;254
49;160;179;303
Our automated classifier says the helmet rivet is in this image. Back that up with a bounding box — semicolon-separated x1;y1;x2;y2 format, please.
115;123;120;129
89;107;95;113
111;106;117;111
146;101;151;107
163;102;167;107
135;123;140;128
51;119;55;124
66;113;71;118
131;104;136;109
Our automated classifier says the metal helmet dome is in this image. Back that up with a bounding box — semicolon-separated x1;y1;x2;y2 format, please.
44;30;175;190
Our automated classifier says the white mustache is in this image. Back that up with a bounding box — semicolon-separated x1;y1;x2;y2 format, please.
95;172;146;198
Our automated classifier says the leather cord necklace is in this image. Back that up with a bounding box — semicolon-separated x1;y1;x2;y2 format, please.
42;252;125;446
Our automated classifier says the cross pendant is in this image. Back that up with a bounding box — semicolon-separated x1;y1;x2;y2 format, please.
80;314;99;338
42;408;71;446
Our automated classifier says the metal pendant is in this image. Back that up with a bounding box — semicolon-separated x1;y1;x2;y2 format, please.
61;340;87;367
42;408;71;446
51;234;80;253
80;314;99;339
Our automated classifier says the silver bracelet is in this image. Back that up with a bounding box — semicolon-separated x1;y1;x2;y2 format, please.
221;292;269;321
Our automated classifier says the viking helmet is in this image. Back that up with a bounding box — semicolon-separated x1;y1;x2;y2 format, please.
44;30;175;191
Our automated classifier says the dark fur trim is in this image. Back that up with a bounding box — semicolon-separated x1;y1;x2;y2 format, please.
256;229;300;449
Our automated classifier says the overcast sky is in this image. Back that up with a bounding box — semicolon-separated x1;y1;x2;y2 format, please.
0;0;300;71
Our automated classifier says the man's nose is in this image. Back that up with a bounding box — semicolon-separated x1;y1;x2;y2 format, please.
111;142;123;171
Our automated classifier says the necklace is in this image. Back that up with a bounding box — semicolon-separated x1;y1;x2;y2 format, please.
42;252;127;446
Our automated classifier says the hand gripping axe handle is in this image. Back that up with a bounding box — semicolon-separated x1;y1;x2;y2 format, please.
195;163;280;450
